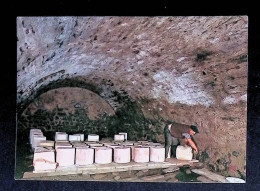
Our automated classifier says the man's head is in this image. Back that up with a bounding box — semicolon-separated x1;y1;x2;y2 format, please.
189;125;199;135
167;121;173;128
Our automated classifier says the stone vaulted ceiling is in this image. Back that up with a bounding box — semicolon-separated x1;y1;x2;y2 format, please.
17;16;248;108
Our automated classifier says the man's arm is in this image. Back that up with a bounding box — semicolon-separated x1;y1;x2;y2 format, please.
185;138;198;154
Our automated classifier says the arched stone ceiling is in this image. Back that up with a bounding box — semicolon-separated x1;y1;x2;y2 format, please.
17;16;248;108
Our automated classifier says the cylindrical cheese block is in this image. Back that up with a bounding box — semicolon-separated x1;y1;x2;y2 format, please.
88;134;99;142
76;147;94;165
74;134;84;141
30;132;43;145
55;142;72;150
33;159;57;172
32;136;46;149
176;146;192;161
119;132;127;141
33;149;55;163
30;128;42;133
114;134;125;141
131;145;142;160
69;134;81;142
150;146;165;162
30;129;42;144
56;147;75;166
55;132;68;141
95;147;112;164
39;140;54;147
114;147;131;163
133;146;150;163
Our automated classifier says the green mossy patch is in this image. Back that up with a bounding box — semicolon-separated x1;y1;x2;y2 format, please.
15;142;33;179
175;166;200;182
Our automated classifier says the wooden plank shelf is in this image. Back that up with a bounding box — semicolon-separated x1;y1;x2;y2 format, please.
23;158;199;179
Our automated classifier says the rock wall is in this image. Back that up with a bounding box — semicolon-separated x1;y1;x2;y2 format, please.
17;16;247;178
17;83;164;144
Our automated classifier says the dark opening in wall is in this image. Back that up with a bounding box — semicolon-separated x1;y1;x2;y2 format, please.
17;78;164;146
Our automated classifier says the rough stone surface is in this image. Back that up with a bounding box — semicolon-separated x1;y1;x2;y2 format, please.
191;168;226;183
118;171;133;179
136;171;144;177
112;172;119;176
197;176;216;183
190;162;204;169
141;174;165;181
91;173;108;180
164;172;179;179
167;177;179;182
17;16;247;177
114;176;120;180
142;169;149;173
162;166;180;174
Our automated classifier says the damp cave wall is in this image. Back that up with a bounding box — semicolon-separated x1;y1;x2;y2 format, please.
17;16;248;178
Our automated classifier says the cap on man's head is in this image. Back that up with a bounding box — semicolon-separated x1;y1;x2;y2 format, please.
167;120;173;125
190;125;199;134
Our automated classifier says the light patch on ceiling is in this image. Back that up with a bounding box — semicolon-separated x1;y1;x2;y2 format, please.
209;37;219;44
176;57;187;62
223;94;247;105
240;94;247;101
223;95;238;104
151;70;215;107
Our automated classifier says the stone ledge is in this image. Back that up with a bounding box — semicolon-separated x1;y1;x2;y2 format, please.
197;175;216;183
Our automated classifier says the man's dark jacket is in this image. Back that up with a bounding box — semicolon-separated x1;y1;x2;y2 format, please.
169;122;191;138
